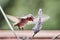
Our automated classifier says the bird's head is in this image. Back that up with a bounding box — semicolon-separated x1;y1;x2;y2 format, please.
26;14;34;21
26;16;34;21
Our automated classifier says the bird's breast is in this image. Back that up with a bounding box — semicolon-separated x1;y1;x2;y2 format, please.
16;19;28;27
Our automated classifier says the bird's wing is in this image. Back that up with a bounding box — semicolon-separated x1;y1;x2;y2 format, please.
20;14;34;18
42;15;50;22
7;14;19;22
27;15;50;24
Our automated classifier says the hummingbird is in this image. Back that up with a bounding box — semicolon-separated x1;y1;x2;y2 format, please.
7;14;34;30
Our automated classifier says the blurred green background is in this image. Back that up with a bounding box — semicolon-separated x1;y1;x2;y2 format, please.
0;0;60;30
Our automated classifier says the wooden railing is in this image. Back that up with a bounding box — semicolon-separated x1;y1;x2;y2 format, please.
0;30;60;40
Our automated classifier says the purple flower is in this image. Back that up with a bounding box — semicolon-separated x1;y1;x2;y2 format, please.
32;9;42;37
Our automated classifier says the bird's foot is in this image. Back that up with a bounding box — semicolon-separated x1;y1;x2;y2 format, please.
18;27;24;30
21;27;24;30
